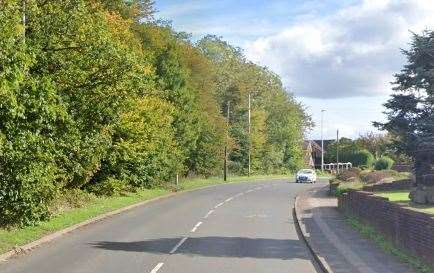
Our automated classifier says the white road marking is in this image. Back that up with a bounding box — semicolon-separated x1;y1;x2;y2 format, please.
170;237;188;254
235;192;244;197
225;197;233;202
214;202;224;208
254;187;262;190
246;189;254;193
245;214;268;218
191;221;202;232
203;209;215;219
150;263;164;273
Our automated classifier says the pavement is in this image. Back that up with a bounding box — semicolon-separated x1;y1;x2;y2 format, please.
295;186;417;273
0;180;322;273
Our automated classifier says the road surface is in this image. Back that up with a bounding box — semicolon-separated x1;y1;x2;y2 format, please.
0;180;321;273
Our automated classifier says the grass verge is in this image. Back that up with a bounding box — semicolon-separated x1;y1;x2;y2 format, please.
375;191;434;215
0;174;287;255
179;174;290;190
346;216;434;273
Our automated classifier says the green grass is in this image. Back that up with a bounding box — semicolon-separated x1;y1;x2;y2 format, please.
347;216;434;273
179;174;291;190
331;181;364;196
375;191;434;214
0;174;288;255
0;189;169;254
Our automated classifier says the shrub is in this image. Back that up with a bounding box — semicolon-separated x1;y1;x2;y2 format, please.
335;181;364;196
374;156;395;170
87;178;129;197
337;167;361;182
360;170;399;184
349;149;375;167
0;158;60;227
49;189;96;216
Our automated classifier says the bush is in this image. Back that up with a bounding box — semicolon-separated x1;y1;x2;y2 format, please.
374;156;395;170
360;170;399;184
350;149;375;167
49;189;96;216
335;181;364;196
337;167;361;182
87;178;129;197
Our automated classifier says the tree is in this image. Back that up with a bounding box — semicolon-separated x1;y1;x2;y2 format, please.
356;132;391;158
93;96;182;188
0;1;313;226
197;36;310;174
375;31;434;203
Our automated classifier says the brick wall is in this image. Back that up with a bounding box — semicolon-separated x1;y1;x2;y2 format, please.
362;179;413;192
339;191;434;267
392;164;413;172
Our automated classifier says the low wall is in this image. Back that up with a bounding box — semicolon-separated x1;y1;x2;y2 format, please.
362;179;413;192
392;164;412;172
339;191;434;268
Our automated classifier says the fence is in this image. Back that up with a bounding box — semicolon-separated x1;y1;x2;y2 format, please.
339;190;434;268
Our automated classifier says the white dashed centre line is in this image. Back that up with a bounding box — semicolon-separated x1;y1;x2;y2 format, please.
214;202;224;208
203;209;215;219
246;189;254;193
170;237;188;254
225;197;233;202
150;262;164;273
235;192;244;197
191;221;202;232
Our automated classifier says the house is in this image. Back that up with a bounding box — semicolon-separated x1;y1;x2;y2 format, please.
303;140;323;169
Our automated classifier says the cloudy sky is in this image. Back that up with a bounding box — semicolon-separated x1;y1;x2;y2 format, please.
155;0;434;140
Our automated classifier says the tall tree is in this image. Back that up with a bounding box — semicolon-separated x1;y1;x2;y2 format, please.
375;31;434;194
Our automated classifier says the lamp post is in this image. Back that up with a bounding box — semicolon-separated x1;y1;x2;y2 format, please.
224;101;230;181
336;129;340;174
248;93;251;176
321;110;326;172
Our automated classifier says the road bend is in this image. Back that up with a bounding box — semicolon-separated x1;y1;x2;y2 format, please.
0;180;321;273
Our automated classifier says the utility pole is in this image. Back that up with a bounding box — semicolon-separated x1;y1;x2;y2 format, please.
248;93;251;176
336;129;340;174
321;110;326;172
224;102;230;181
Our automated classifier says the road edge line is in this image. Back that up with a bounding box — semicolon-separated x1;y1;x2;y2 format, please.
293;195;334;273
0;178;287;262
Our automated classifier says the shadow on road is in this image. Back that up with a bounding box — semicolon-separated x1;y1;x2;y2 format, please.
91;236;310;260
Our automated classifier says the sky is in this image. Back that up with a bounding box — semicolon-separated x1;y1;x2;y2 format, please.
154;0;434;140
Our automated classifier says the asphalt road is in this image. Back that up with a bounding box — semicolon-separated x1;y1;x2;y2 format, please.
0;179;321;273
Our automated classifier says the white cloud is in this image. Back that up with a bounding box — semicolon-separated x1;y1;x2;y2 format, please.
245;0;434;99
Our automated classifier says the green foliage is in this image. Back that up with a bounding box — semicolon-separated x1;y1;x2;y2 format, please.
374;156;395;170
375;31;434;179
95;97;183;188
351;149;375;168
197;36;309;174
87;177;129;197
325;137;374;168
0;1;310;226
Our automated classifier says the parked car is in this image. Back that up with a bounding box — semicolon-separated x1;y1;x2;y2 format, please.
295;169;317;183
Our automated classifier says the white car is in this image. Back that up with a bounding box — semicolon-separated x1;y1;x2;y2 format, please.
295;169;317;183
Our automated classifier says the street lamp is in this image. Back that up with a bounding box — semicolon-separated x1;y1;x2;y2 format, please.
320;110;325;171
224;101;230;181
248;93;251;176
